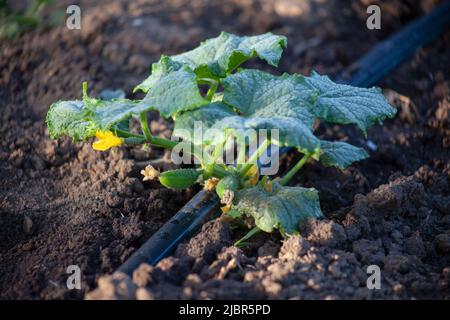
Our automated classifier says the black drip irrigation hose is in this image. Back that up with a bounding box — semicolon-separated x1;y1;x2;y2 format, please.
335;0;450;87
118;189;220;273
117;1;450;276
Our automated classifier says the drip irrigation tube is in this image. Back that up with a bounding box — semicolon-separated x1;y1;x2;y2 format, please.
335;0;450;87
117;1;450;276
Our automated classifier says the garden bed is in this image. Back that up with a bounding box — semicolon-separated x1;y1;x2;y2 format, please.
0;0;449;299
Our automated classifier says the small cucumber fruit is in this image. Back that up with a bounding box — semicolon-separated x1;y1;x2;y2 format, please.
159;168;200;190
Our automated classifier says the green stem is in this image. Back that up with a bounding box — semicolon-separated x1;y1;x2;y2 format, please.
139;112;153;142
239;139;271;177
114;128;143;139
279;154;311;186
116;128;178;150
210;139;225;163
146;135;229;178
206;80;219;100
116;128;228;179
150;136;177;149
234;226;262;247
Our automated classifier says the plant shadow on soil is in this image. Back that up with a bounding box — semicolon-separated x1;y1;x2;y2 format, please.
0;0;449;299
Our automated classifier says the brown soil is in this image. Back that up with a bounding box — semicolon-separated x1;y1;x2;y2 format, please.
1;0;449;299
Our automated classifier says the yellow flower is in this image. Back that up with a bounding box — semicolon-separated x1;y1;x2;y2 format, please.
221;204;231;214
203;177;219;191
92;130;123;151
141;165;160;181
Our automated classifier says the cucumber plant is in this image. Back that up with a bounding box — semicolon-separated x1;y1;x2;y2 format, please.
46;32;396;240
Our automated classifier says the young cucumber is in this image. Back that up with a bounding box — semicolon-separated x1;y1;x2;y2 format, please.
159;168;200;190
216;175;239;199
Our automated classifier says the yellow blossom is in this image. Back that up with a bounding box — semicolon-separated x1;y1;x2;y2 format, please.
141;165;160;181
221;204;231;213
92;130;123;151
203;177;219;191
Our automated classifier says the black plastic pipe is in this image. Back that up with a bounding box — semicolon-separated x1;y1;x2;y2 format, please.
117;1;450;275
335;0;450;87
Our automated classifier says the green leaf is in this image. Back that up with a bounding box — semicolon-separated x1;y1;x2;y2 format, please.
221;69;315;128
213;69;319;152
214;116;320;154
133;55;183;93
134;32;287;90
137;66;208;118
47;71;207;141
232;183;322;235
173;32;287;78
319;140;368;169
95;66;207;128
89;98;140;130
172;102;236;145
304;72;397;134
46;100;98;141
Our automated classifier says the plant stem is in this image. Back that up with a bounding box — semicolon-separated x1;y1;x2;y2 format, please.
114;128;144;139
278;153;311;186
139;112;153;142
239;139;271;177
234;226;262;247
115;129;179;150
206;80;219;100
150;136;177;149
210;138;225;163
117;128;228;179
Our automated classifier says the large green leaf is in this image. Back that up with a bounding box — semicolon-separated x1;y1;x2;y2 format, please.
133;55;183;93
213;116;320;154
304;72;397;134
170;69;320;152
142;66;207;118
46;97;139;141
232;183;323;235
221;69;315;127
47;68;207;141
319;140;368;169
172;102;236;145
134;32;287;92
46;100;98;141
173;32;287;79
95;66;207;129
88;99;139;130
212;69;319;152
